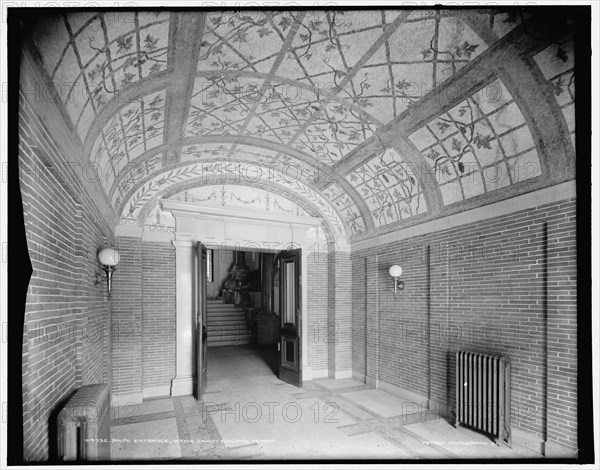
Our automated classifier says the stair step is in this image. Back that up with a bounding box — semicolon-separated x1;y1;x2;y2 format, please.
207;323;248;331
207;310;244;314
208;338;256;347
207;313;246;322
208;333;256;342
207;308;244;314
206;305;244;312
207;310;244;315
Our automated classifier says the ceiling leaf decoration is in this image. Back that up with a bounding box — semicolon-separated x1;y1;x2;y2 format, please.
474;9;533;39
243;83;319;144
91;89;166;187
185;76;265;136
346;148;425;227
533;38;575;150
28;8;575;241
322;183;366;235
280;11;401;88
197;12;294;73
409;78;541;205
33;12;170;142
293;106;378;165
352;12;488;125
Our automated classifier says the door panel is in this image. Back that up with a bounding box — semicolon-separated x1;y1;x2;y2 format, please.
195;241;208;400
278;249;302;387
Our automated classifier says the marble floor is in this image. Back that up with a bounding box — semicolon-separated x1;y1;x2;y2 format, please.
110;344;543;461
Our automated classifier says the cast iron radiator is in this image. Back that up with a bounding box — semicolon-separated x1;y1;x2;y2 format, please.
57;383;110;461
455;350;512;447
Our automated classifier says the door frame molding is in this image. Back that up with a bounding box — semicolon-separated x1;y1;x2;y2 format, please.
163;201;326;391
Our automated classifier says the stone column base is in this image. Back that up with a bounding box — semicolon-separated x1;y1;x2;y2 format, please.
171;375;194;396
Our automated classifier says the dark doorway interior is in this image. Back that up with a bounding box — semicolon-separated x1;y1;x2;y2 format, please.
206;249;281;378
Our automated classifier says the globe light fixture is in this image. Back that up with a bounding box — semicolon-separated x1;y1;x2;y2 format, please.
95;248;120;299
389;265;404;295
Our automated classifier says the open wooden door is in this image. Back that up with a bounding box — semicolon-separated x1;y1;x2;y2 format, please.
195;241;208;401
278;249;302;387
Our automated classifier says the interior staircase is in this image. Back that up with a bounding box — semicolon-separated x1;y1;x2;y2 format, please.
206;298;256;347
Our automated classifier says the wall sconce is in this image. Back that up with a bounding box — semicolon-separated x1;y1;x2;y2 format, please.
94;248;120;299
389;265;404;295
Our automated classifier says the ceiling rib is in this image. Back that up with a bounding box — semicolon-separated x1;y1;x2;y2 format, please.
161;12;205;166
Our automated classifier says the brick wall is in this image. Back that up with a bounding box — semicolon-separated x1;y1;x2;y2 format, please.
111;237;143;400
142;242;176;389
352;197;577;449
307;252;328;373
111;238;176;399
19;93;114;461
351;256;367;377
328;251;352;375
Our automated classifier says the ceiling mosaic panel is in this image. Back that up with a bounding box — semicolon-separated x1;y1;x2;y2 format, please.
90;90;166;181
33;11;170;141
409;78;542;205
197;11;298;73
243;83;319;144
185;76;265;136
29;9;575;241
349;11;487;124
346;148;426;227
278;11;403;88
472;9;533;39
292;103;379;165
180;143;232;162
321;183;366;235
533;38;576;151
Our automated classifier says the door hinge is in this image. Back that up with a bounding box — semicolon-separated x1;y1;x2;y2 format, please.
278;342;281;351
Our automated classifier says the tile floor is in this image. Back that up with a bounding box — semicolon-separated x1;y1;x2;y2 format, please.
110;344;543;461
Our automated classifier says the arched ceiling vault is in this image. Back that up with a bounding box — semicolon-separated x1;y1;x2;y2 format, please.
29;8;576;242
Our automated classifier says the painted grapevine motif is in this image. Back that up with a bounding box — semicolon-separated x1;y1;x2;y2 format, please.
347;148;425;227
410;79;542;204
534;38;575;151
33;12;169;141
31;9;572;238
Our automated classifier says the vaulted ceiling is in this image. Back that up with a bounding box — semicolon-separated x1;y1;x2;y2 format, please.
28;8;576;242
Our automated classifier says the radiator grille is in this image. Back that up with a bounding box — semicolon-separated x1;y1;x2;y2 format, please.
455;350;511;447
57;383;110;461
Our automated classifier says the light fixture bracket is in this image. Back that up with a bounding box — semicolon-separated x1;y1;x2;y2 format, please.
97;248;120;300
